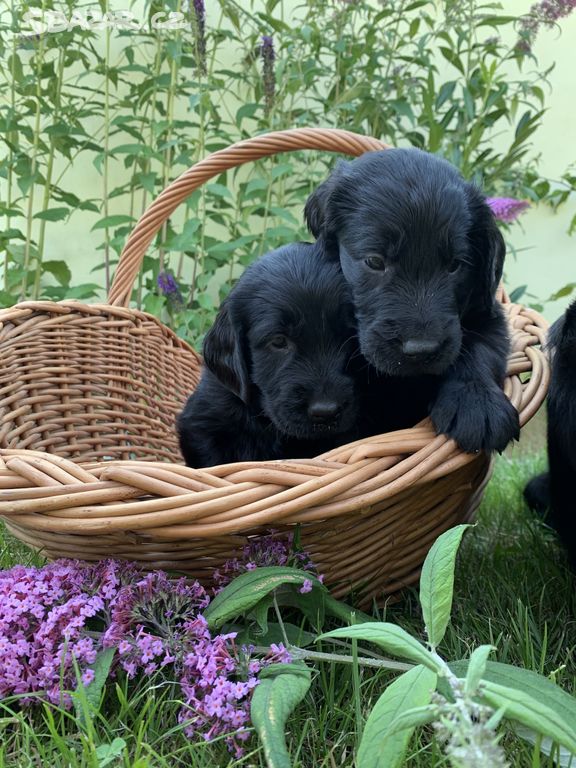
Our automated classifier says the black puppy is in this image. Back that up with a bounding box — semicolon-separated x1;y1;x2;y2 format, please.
524;302;576;569
178;242;363;467
304;148;519;453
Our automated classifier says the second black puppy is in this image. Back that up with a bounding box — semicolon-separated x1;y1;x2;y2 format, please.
178;242;360;467
305;148;519;453
524;301;576;569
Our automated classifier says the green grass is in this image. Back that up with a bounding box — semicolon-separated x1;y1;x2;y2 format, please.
1;451;575;767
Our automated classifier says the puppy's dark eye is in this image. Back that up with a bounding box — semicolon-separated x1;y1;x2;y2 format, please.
268;334;290;351
448;260;462;274
364;255;386;271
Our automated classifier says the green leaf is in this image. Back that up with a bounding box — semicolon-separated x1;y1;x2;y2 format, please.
465;645;495;696
206;183;234;200
42;260;72;287
95;737;126;767
74;647;115;728
357;665;437;768
236;622;316;649
33;207;70;222
323;594;375;626
164;219;201;251
204;567;325;630
318;623;442;673
419;524;470;648
251;663;312;768
91;215;135;231
479;680;576;756
450;660;576;739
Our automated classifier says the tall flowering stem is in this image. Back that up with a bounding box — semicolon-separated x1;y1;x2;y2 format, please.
192;0;207;74
516;0;576;52
157;269;185;311
260;35;276;117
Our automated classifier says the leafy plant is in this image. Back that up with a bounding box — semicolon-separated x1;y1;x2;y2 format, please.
317;526;576;768
1;0;575;336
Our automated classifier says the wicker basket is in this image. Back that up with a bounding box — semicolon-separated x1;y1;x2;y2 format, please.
0;128;549;606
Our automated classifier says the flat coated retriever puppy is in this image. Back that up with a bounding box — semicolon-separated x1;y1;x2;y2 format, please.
524;301;576;569
304;148;519;453
178;242;365;467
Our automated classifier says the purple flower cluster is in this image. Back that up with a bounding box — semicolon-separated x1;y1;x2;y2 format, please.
212;533;321;594
0;560;123;705
260;35;276;116
157;270;184;310
486;197;530;224
516;0;576;52
0;558;293;755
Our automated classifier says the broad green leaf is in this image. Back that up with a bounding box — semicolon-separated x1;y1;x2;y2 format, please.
479;679;576;756
164;219;201;251
419;524;470;647
251;594;273;634
42;260;72;286
323;593;375;626
465;645;495;696
251;663;312;768
91;215;135;231
204;567;325;630
318;623;441;673
95;737;126;767
33;207;70;221
236;622;316;649
358;665;437;768
75;647;115;728
450;660;576;739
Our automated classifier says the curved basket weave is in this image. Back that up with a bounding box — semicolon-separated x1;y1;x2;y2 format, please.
0;129;549;606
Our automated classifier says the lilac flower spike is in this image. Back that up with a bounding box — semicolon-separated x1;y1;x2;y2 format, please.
517;0;576;52
192;0;207;74
486;197;530;224
260;35;276;116
157;270;184;310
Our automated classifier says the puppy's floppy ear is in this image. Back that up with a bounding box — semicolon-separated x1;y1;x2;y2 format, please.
467;192;506;311
202;302;251;403
304;160;350;240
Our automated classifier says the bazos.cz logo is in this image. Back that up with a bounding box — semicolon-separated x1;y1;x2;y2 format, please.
21;8;192;33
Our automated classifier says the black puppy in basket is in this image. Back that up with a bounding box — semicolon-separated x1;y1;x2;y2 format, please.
178;242;361;467
305;148;519;454
178;241;433;468
524;301;576;570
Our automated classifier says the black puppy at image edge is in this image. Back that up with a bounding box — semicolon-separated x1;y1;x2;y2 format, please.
524;301;576;570
304;147;520;453
177;242;362;468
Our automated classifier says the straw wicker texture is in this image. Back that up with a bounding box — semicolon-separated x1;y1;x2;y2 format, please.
0;128;549;606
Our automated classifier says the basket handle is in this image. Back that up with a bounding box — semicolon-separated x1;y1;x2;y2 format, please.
108;128;389;307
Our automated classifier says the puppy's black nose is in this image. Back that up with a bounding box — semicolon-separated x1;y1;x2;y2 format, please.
308;400;342;424
402;339;441;358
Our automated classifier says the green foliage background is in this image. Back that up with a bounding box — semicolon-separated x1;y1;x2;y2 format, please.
1;0;575;346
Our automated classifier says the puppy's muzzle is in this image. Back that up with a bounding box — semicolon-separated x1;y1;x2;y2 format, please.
402;338;442;361
307;399;344;431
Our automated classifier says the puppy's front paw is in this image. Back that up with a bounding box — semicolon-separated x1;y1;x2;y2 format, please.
431;381;520;453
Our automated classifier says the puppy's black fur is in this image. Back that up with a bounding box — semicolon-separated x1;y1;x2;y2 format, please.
524;302;576;569
178;242;364;467
305;148;519;453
